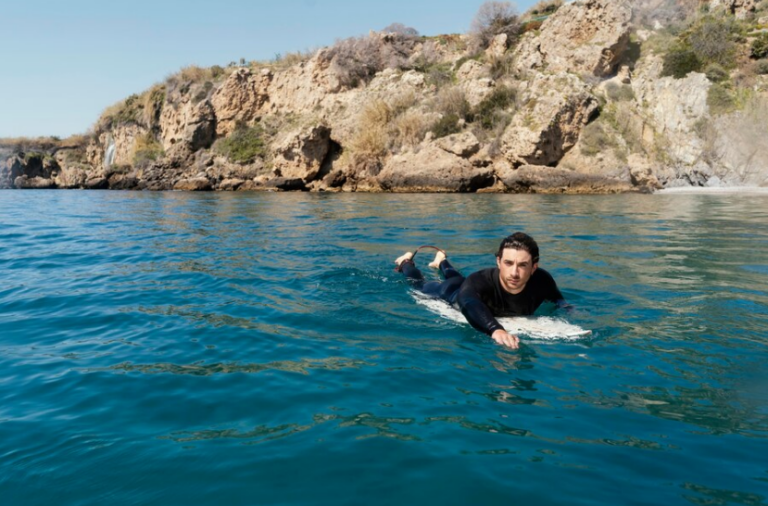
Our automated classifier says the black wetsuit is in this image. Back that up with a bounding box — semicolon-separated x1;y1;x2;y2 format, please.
400;259;564;336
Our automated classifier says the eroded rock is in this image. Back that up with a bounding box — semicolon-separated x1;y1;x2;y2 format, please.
377;146;494;192
514;0;632;77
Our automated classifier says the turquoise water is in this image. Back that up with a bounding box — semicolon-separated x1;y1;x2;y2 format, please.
1;191;767;505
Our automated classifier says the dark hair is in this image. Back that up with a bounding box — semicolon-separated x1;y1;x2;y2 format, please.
496;232;539;263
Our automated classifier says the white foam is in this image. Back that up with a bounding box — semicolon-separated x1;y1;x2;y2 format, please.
412;292;591;341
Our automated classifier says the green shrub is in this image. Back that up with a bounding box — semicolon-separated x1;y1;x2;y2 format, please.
216;124;266;164
132;133;164;168
686;16;738;67
752;32;768;59
472;85;516;129
661;46;702;78
708;83;736;115
431;113;462;138
704;63;729;82
755;59;768;74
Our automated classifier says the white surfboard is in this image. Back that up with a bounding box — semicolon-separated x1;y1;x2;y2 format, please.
412;292;591;341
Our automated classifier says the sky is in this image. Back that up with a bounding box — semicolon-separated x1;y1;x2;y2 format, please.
0;0;539;138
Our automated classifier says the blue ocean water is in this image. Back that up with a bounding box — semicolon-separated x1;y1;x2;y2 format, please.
1;190;767;506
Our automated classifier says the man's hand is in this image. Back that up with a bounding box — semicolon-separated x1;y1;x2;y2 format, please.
491;329;520;349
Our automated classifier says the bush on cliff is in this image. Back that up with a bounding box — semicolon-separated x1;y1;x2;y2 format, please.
752;32;768;59
215;124;266;164
471;85;516;130
707;83;737;115
132;133;164;168
96;86;166;132
327;29;420;88
661;45;702;78
755;59;768;74
468;1;521;52
527;0;562;17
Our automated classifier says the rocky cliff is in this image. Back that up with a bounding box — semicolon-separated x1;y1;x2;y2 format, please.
3;0;768;192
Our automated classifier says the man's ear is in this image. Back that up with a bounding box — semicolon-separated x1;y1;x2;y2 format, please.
532;262;538;274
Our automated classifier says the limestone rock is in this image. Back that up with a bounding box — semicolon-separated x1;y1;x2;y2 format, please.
55;166;88;189
14;176;56;189
514;0;632;77
219;178;245;191
628;154;662;190
1;156;25;188
501;72;599;166
174;177;212;191
709;0;757;19
632;57;710;165
456;60;494;107
435;131;481;158
486;34;509;59
211;68;272;136
377;145;494;192
160;99;216;152
497;164;632;193
272;125;332;182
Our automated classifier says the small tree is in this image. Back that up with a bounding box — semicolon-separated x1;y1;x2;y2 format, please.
469;1;521;52
382;23;419;37
752;32;768;59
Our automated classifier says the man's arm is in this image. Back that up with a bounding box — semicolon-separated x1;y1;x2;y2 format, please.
457;272;519;349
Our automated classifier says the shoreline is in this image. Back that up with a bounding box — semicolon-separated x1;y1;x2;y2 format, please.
655;187;768;195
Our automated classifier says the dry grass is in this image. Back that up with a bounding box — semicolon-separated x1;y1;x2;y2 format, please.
394;110;428;148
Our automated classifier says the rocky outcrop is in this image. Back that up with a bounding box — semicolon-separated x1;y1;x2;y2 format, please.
271;125;332;182
160;99;216;152
501;72;599;166
377;146;494;192
514;0;633;77
173;177;213;191
632;58;711;165
497;164;633;193
709;0;757;19
211;68;272;136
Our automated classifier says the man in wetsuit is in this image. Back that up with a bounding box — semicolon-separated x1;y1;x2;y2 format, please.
394;232;564;349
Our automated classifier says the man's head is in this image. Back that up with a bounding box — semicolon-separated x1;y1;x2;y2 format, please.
495;233;539;294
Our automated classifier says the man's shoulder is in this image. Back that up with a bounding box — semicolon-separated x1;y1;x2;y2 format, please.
532;268;555;282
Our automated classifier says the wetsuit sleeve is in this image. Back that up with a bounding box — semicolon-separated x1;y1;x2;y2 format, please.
538;269;565;304
457;272;504;336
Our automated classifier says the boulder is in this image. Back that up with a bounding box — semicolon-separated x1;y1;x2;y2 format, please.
514;0;632;77
1;156;25;188
272;125;332;182
377;145;494;192
497;164;632;193
14;176;56;189
219;178;245;191
501;72;599;166
85;177;108;190
435;131;481;158
173;177;212;191
55;166;88;189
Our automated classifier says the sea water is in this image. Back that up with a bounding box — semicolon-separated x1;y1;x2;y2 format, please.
1;191;767;505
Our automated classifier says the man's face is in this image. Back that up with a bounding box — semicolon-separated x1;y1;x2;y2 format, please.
496;248;537;294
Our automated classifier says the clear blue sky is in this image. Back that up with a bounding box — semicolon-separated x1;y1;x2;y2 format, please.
0;0;538;138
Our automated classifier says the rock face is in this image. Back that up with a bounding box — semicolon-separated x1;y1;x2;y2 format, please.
272;125;332;182
498;164;632;193
514;0;633;77
211;68;272;136
377;146;494;192
501;73;599;166
160;99;216;152
632;57;710;167
709;0;757;19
